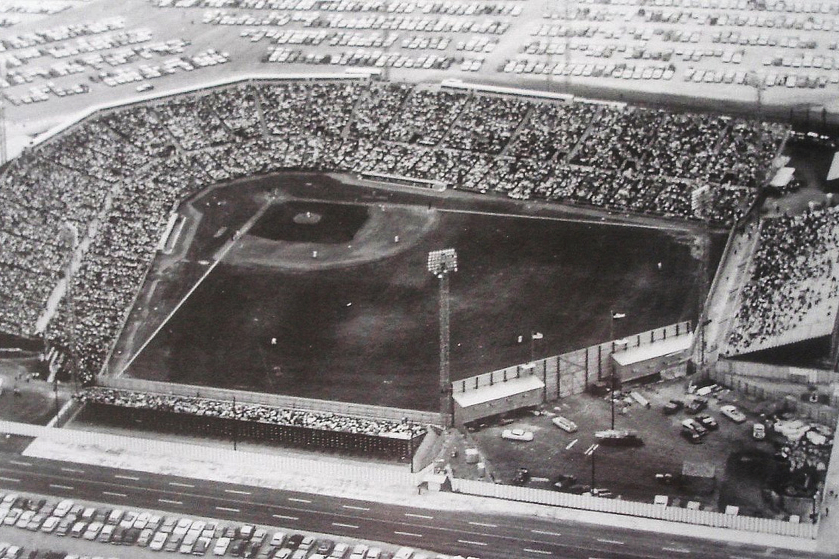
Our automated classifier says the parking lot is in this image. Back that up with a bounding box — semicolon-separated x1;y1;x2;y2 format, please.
459;376;794;518
0;493;440;559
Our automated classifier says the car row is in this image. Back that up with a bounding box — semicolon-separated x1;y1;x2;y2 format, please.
0;493;473;559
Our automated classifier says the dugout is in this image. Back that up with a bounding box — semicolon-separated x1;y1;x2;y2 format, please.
452;370;544;426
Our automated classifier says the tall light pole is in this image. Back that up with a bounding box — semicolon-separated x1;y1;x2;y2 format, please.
610;311;626;430
428;249;457;428
585;443;599;494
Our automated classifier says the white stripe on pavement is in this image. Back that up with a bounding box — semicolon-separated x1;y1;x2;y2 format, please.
458;540;487;546
342;505;370;511
115;475;140;481
9;461;31;467
60;467;84;474
224;489;251;495
468;522;497;528
216;507;240;513
404;513;433;520
159;499;183;505
333;523;358;529
394;531;423;538
566;439;578;450
597;539;624;545
662;547;691;554
531;530;561;537
169;482;194;488
0;477;21;483
288;498;311;503
103;491;127;497
272;514;299;521
531;477;550;483
524;549;552;555
49;484;74;490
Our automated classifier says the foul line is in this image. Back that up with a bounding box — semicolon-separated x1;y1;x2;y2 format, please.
120;196;275;375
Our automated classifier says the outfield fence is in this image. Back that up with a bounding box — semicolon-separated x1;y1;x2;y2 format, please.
450;478;818;539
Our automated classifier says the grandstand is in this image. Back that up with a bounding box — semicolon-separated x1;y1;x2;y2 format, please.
0;76;788;388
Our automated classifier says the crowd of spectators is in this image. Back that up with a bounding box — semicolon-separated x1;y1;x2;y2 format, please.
727;206;839;353
76;387;427;438
0;77;787;386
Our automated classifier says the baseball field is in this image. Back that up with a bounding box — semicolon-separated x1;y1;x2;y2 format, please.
118;173;718;411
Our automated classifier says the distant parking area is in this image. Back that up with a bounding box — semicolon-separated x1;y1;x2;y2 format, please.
462;377;785;516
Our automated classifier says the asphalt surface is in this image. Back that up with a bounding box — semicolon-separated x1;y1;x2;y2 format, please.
0;450;827;559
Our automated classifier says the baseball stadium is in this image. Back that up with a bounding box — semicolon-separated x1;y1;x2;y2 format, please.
1;0;839;558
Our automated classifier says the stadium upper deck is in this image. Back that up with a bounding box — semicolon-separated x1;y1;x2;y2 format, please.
2;0;839;156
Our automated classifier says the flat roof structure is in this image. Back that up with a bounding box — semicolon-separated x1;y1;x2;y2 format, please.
453;375;544;409
612;334;694;367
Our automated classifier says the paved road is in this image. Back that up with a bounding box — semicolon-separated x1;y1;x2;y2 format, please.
0;450;827;559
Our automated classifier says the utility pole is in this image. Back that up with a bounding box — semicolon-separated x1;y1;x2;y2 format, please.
428;249;458;428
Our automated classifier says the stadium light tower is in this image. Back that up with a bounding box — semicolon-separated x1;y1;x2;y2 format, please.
428;249;457;428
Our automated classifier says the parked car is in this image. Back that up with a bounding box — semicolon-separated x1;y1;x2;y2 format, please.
663;399;684;415
720;405;747;423
752;423;766;440
681;418;708;438
213;537;231;556
552;474;577;491
695;414;718;430
270;532;287;547
512;467;531;486
150;531;168;551
501;428;534;441
685;397;708;414
551;416;578;433
680;429;703;444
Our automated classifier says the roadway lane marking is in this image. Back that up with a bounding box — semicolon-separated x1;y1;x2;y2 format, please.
224;489;251;495
566;439;578;450
9;461;31;467
468;522;497;528
0;477;20;483
394;531;423;538
531;530;561;537
49;484;74;490
524;549;552;555
531;477;550;483
169;482;194;488
597;539;624;545
159;498;183;505
288;498;311;503
217;506;240;513
662;547;691;554
405;513;433;520
458;540;487;546
272;514;299;521
60;467;84;474
103;491;127;497
342;505;370;511
115;474;140;481
332;522;358;529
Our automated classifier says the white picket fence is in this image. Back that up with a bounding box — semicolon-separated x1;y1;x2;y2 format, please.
450;478;818;539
